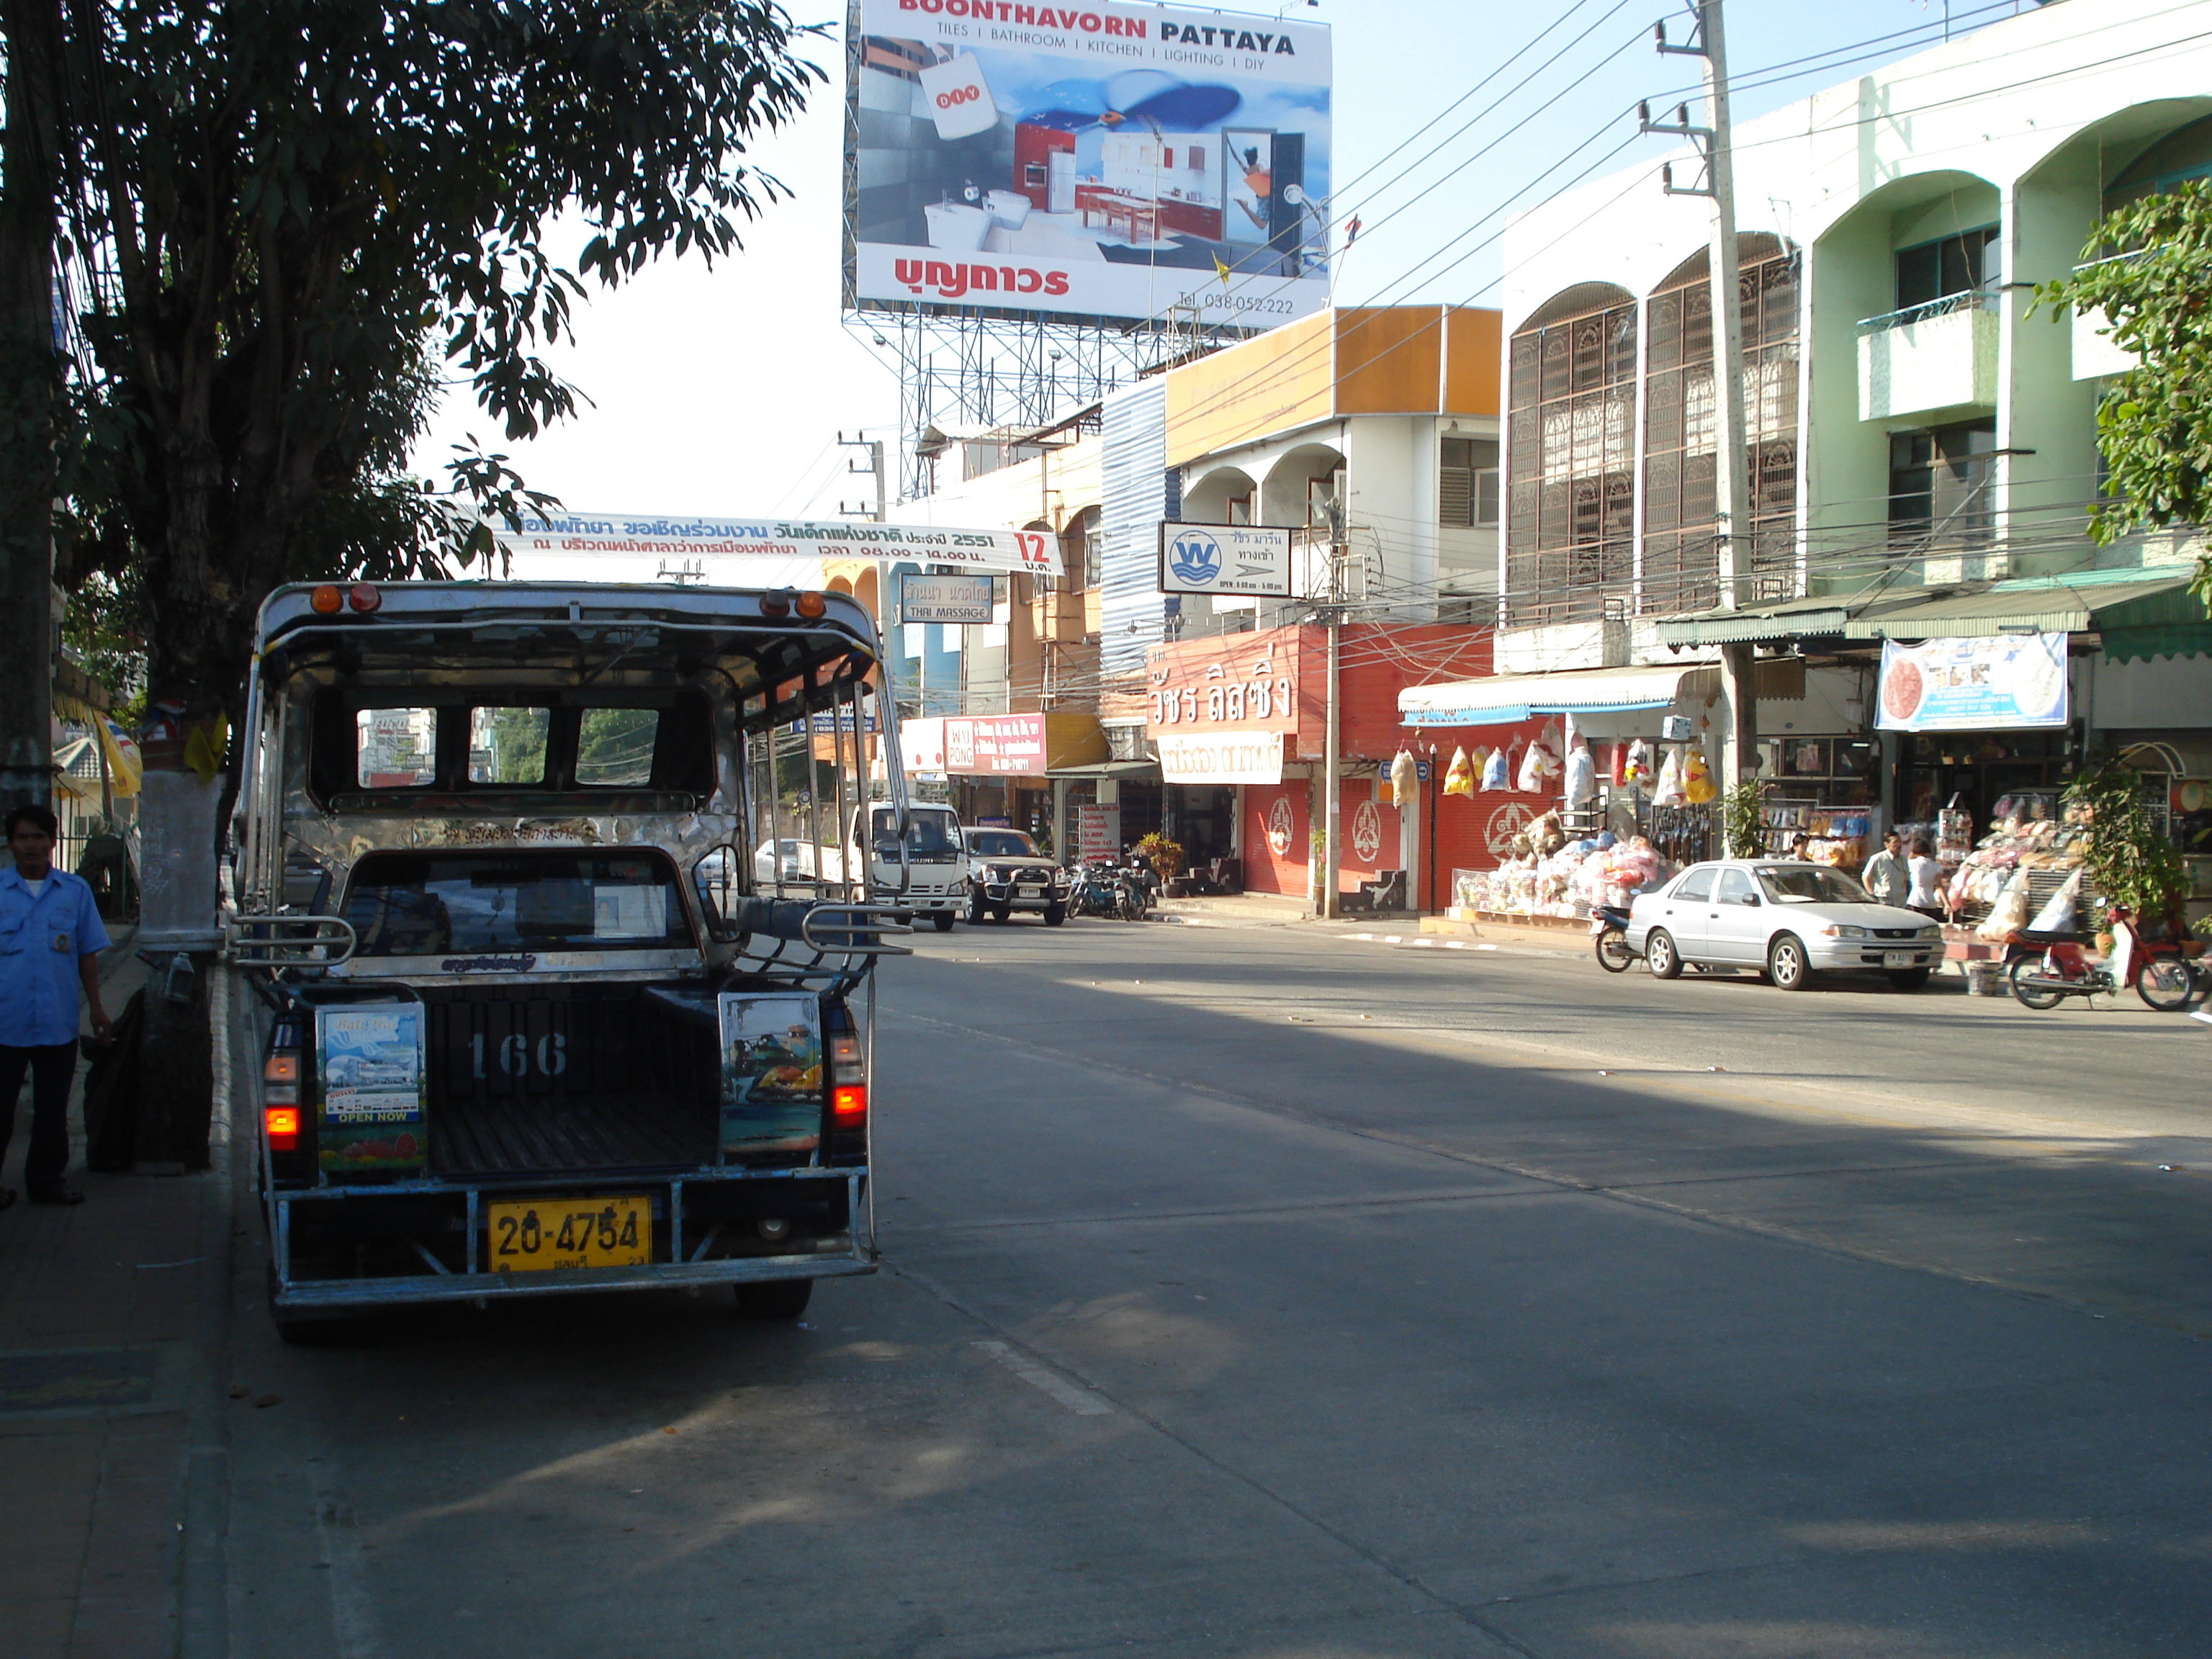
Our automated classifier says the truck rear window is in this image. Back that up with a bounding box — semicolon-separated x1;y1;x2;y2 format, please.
341;852;693;956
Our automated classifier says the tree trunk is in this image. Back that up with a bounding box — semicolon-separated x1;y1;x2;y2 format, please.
0;0;67;809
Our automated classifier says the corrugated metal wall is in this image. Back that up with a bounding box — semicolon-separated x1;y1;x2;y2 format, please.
1100;382;1172;679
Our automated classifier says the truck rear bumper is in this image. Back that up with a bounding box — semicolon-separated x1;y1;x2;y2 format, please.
266;1166;872;1315
273;1251;873;1312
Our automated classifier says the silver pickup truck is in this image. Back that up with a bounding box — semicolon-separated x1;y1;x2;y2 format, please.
225;581;912;1339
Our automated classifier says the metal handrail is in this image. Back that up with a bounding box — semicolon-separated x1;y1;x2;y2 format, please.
1856;288;1999;333
799;902;915;957
225;913;358;967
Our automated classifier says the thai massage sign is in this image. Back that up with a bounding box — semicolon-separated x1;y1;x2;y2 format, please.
1876;634;2069;732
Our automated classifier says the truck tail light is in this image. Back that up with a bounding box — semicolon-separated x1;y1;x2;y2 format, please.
832;1085;868;1120
830;1033;864;1085
265;1105;301;1151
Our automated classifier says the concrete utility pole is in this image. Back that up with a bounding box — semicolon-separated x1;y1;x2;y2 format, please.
1650;0;1758;788
1320;498;1346;920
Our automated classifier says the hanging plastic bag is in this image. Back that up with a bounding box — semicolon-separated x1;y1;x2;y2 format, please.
1443;746;1475;799
1681;747;1717;805
1976;866;2033;940
2026;868;2082;935
1480;745;1511;792
1516;734;1560;793
1390;749;1419;807
1652;749;1686;807
1621;739;1653;791
1564;739;1597;806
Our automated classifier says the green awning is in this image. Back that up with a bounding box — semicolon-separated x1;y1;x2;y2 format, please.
1841;568;2198;639
2100;621;2212;663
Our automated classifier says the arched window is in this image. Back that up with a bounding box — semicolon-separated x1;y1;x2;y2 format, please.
1506;286;1636;625
1642;235;1799;615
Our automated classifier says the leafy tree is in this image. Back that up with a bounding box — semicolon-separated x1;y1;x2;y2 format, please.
2033;181;2212;613
35;0;822;737
6;0;822;1165
2063;763;2187;927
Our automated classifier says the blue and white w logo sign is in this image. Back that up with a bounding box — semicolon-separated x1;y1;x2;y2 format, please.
1166;530;1222;588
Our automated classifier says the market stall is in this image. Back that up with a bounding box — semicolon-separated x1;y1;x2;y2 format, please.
1449;809;1674;922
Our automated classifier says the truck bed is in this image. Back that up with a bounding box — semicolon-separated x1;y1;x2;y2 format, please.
419;981;721;1178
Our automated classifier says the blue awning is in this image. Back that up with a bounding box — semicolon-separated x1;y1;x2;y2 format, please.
1399;665;1695;727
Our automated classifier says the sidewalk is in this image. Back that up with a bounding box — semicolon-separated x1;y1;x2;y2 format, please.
1153;891;1591;955
0;930;235;1658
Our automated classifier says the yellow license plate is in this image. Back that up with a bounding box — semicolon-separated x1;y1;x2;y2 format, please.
487;1195;650;1272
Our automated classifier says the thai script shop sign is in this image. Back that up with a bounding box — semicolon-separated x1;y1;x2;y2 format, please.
1157;523;1292;597
900;574;997;623
1156;731;1282;785
1876;634;2069;732
495;512;1060;577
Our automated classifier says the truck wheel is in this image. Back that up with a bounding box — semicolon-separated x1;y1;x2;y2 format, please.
735;1279;813;1320
992;906;1012;924
931;912;955;932
1043;904;1066;926
966;894;986;925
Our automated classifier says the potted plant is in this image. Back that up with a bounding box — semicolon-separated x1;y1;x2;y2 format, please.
1135;831;1185;890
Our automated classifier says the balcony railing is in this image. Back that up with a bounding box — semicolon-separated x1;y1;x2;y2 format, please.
1858;289;2000;421
1855;287;1997;335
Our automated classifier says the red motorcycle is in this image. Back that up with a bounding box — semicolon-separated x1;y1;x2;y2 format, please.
2006;904;2207;1012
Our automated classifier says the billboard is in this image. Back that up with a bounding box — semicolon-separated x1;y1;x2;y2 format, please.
1876;635;2070;732
494;511;1060;577
1157;521;1292;596
848;0;1331;326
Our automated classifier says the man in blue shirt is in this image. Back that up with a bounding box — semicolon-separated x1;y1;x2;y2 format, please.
1;804;114;1207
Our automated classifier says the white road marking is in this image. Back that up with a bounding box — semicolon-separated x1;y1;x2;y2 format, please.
971;1341;1113;1416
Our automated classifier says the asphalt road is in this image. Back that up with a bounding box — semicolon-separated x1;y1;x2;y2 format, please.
216;918;2212;1658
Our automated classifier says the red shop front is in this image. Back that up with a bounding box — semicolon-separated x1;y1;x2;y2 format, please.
1146;622;1494;907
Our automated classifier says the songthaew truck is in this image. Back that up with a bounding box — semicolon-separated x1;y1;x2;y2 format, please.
225;581;912;1338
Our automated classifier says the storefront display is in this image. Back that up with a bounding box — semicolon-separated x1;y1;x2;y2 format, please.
1449;814;1673;920
1937;793;2085;925
1757;800;1872;868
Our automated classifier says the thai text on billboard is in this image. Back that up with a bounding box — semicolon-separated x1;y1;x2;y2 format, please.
848;0;1331;327
494;512;1060;576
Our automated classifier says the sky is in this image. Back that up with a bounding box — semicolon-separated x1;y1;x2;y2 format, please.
409;0;2051;556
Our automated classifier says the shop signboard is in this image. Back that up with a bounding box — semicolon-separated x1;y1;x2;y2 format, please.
1075;804;1122;860
946;713;1049;775
900;716;948;773
493;511;1059;577
845;0;1331;329
1157;523;1294;597
1156;730;1283;784
1146;631;1303;735
900;573;997;623
1876;634;2069;732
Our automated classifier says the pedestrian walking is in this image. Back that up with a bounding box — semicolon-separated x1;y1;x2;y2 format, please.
1862;829;1910;909
1904;834;1948;924
0;804;113;1208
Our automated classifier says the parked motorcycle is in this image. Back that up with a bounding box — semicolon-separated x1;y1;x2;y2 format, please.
2006;904;2209;1012
1590;904;1637;973
1071;857;1150;921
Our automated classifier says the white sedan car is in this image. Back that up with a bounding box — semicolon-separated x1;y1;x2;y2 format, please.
1625;860;1942;992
